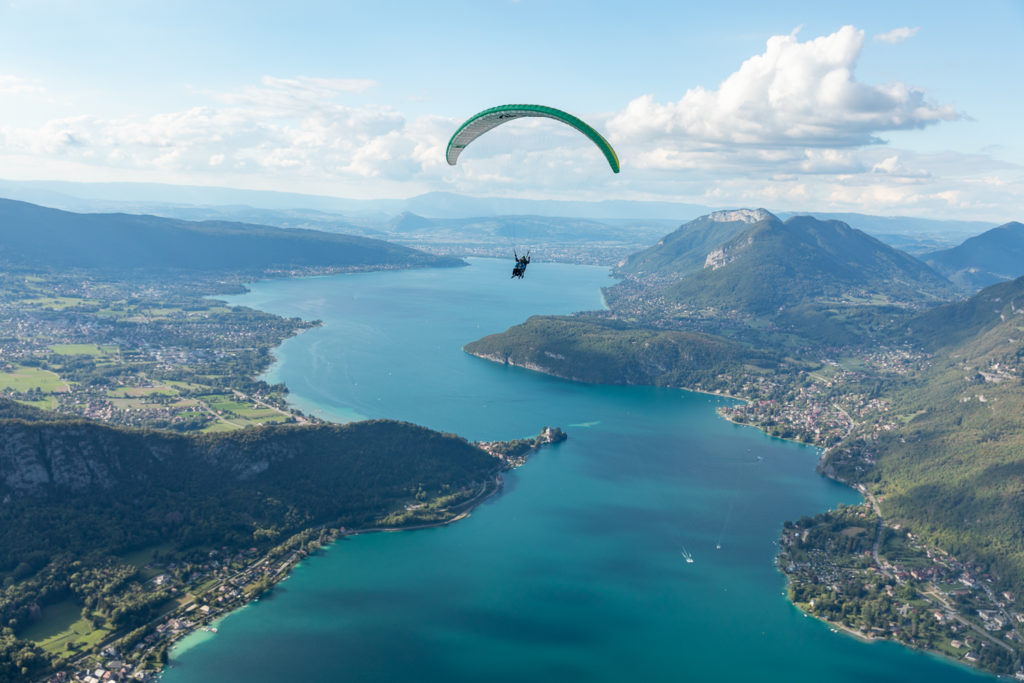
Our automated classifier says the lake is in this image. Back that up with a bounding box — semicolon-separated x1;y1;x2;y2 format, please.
164;258;989;682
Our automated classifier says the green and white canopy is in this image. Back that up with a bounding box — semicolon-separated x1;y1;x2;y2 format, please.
446;104;620;173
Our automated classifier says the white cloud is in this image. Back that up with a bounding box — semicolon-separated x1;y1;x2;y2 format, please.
870;154;930;178
0;74;45;96
576;25;1023;218
875;27;919;44
608;26;957;149
0;57;1019;221
0;75;426;182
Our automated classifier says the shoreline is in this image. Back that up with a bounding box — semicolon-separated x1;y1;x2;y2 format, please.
791;596;1004;680
468;356;997;670
156;434;561;680
164;274;986;679
153;473;507;679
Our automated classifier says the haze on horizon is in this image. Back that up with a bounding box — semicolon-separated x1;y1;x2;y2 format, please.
0;0;1021;222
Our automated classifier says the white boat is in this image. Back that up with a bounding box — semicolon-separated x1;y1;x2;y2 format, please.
681;547;694;563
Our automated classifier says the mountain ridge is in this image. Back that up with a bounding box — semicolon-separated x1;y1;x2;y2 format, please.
0;198;461;272
925;221;1024;292
616;209;955;319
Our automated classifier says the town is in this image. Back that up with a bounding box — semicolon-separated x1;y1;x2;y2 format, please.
779;503;1024;675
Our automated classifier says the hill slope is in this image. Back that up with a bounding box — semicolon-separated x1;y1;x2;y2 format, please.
904;275;1024;350
464;315;780;388
0;413;498;567
925;221;1024;291
0;198;461;272
617;208;772;277
824;277;1024;589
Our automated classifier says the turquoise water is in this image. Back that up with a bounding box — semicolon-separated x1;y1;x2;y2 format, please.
165;259;989;682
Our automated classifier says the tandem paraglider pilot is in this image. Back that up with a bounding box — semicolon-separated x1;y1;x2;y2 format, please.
512;250;530;279
445;104;619;283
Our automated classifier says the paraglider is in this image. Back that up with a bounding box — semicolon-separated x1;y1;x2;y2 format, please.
446;104;620;173
511;250;530;279
446;104;620;281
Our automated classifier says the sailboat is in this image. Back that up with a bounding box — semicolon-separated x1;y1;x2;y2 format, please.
681;547;694;564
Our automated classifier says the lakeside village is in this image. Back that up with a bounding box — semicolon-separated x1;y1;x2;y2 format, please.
779;503;1024;675
0;271;318;432
44;533;340;683
716;352;1024;676
41;433;562;683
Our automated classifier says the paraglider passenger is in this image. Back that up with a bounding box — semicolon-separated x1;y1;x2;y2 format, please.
512;250;530;279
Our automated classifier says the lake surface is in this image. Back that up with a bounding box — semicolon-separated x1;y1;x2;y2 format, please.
165;258;989;682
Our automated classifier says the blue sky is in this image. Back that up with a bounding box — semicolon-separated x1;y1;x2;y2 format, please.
1;0;1021;220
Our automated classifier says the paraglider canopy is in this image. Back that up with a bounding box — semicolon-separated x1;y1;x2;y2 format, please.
446;104;620;173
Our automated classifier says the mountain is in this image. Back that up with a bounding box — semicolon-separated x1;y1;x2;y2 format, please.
464;315;779;388
384;211;669;245
0;198;460;272
924;221;1024;291
0;178;406;215
0;408;502;679
904;275;1024;350
465;209;960;387
399;191;710;221
619;210;954;315
618;208;775;276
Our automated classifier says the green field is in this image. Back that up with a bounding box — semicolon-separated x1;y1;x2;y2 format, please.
18;599;111;655
49;343;119;356
203;395;286;425
22;296;89;310
107;385;177;398
16;397;58;410
0;365;67;392
201;421;242;433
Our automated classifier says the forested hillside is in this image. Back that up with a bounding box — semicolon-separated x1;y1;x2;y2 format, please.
925;221;1024;291
0;406;500;680
0;410;497;566
824;277;1024;588
465;315;780;388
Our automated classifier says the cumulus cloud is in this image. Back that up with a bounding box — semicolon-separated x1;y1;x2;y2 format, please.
608;25;957;150
0;57;1017;220
0;75;435;182
0;71;630;202
875;27;919;44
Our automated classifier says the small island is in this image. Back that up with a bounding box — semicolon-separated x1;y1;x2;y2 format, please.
477;426;567;468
